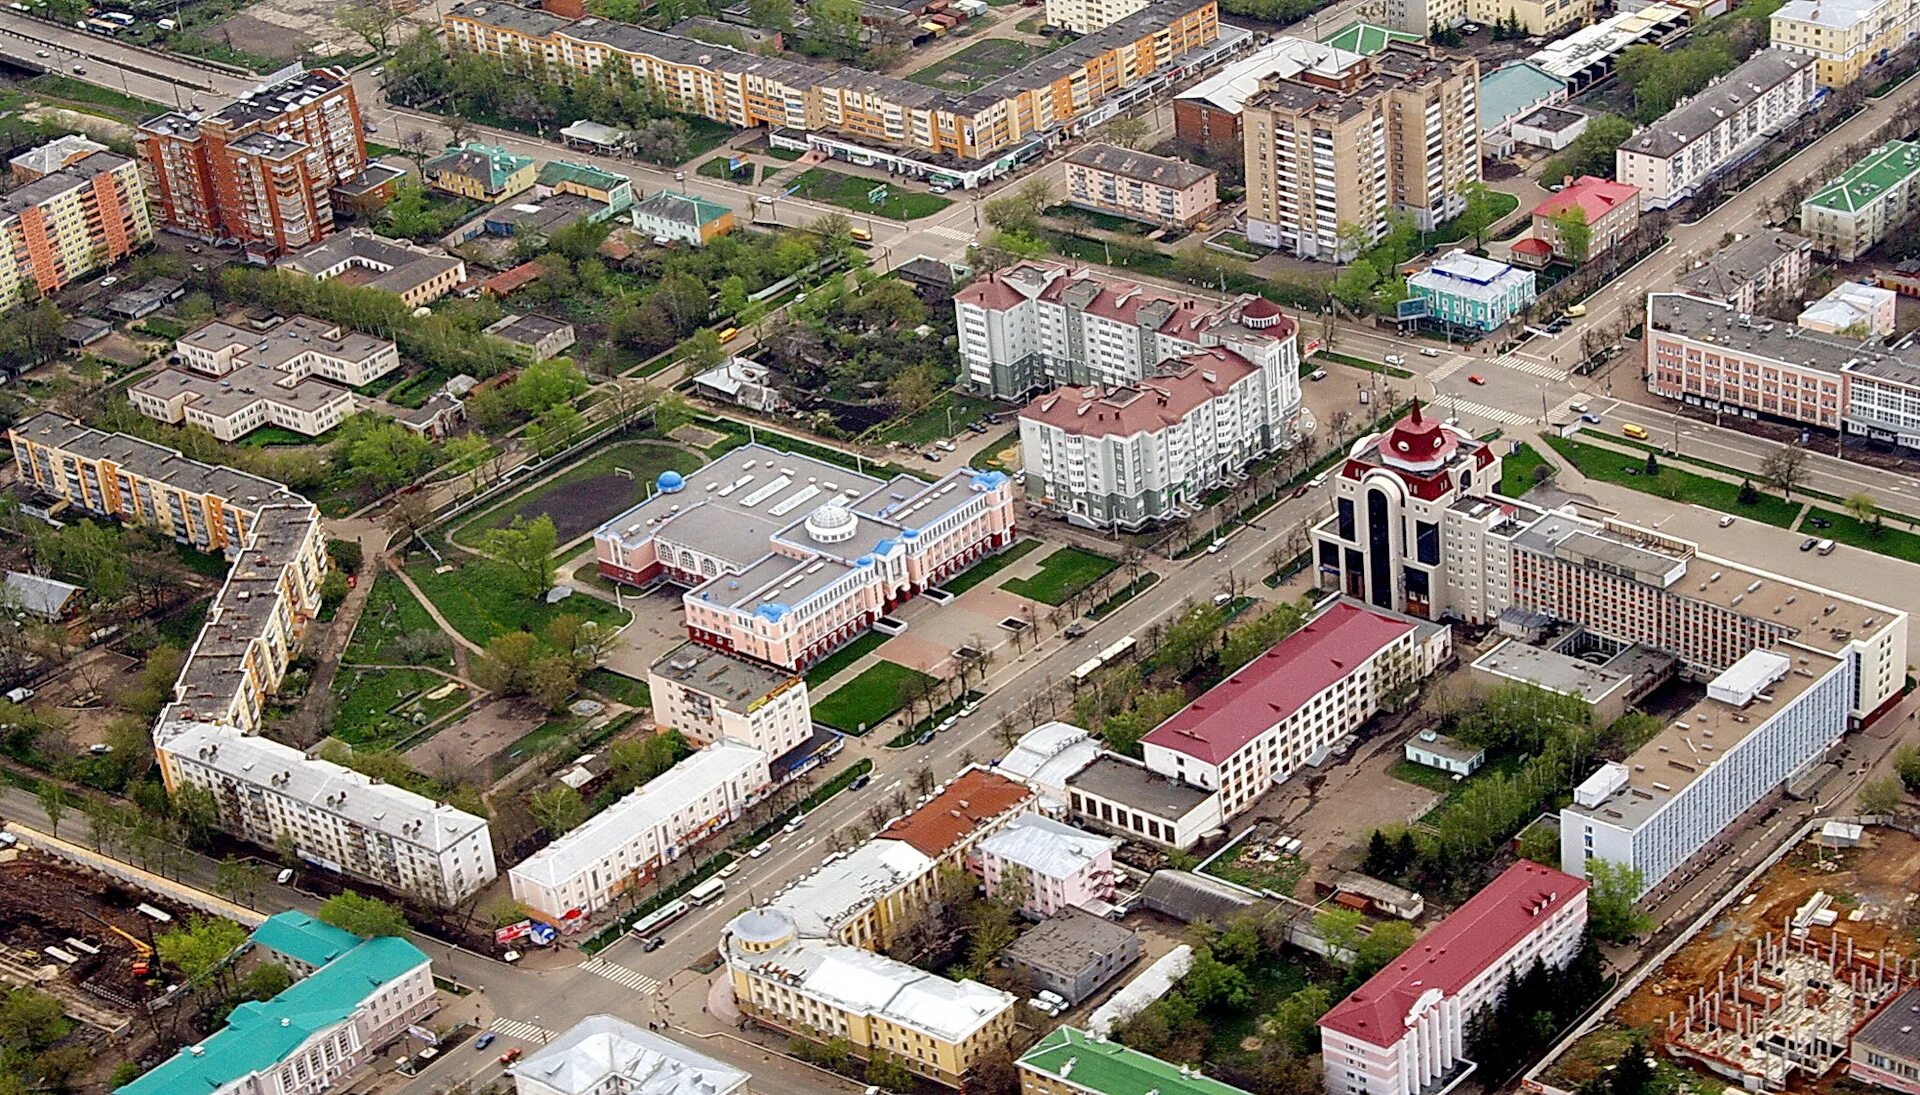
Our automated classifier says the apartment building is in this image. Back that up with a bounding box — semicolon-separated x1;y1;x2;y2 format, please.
443;0;1220;177
1174;37;1366;159
1319;862;1588;1095
1062;144;1219;227
952;260;1303;404
1615;50;1819;208
137;68;367;259
0;141;151;310
508;740;769;920
1016;341;1297;531
1044;0;1147;33
132;316;399;441
648;641;813;760
1385;0;1592;37
628;190;734;246
276;229;467;308
423;143;536;202
120;925;435;1095
1020;1027;1251;1095
1800;139;1920;261
973;813;1120;919
594;445;1018;671
1771;0;1920;87
159;719;496;903
1242;42;1481;259
1529;175;1642;260
533;160;634;213
1139;601;1447;820
1407;251;1538;332
1674;228;1813;311
512;1016;749;1095
774;837;939;950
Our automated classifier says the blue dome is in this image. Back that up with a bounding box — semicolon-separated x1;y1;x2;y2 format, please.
900;527;920;540
971;471;1008;491
755;602;790;621
855;555;875;567
656;470;686;493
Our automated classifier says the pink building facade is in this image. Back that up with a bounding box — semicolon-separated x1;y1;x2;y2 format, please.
972;813;1120;919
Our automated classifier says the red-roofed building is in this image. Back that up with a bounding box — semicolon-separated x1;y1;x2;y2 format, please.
879;767;1034;869
1531;176;1642;262
481;261;546;297
1509;236;1553;270
1320;861;1588;1095
1140;600;1447;818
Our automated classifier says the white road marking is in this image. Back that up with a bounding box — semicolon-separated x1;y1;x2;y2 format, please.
579;957;661;995
489;1018;557;1043
1492;354;1569;381
1445;399;1534;426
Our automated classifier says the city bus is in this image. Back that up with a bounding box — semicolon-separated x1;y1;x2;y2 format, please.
1069;635;1137;685
685;878;727;907
628;899;689;939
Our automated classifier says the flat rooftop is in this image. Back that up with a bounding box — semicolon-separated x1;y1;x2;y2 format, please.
1003;907;1137;973
1067;754;1214;821
649;641;795;711
1472;638;1650;703
1648;292;1872;377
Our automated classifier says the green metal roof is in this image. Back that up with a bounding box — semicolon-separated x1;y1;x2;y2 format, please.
249;912;360;969
427;142;533;190
120;936;429;1095
537;160;627;192
1804;140;1920;214
635;190;732;227
1016;1028;1253;1095
1478;62;1567;133
1320;20;1420;55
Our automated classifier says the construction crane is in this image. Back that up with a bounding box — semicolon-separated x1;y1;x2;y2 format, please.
80;911;153;976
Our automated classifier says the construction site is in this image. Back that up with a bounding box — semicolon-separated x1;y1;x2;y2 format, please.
1543;825;1920;1094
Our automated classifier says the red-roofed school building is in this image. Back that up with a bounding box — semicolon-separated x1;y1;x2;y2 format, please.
1530;176;1641;262
1140;599;1449;819
1320;861;1589;1095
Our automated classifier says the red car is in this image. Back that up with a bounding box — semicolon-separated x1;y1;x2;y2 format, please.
1467;374;1486;385
500;1047;524;1065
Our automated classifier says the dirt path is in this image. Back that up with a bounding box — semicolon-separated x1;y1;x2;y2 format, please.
388;564;486;677
278;521;384;748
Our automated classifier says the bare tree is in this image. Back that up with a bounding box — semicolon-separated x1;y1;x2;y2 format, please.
1760;444;1808;500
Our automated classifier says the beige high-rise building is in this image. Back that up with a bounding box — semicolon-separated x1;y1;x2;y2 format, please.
1242;42;1480;261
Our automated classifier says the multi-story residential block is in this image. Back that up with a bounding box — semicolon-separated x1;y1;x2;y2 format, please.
1674;227;1812;311
952;260;1303;403
1615;50;1818;208
534;160;634;214
594;446;1018;671
881;768;1036;870
628;190;735;246
512;1016;750;1095
1019;1027;1253;1095
774;837;939;950
1645;292;1847;430
509;740;768;920
973;813;1120;919
1529;175;1642;260
1174;37;1365;160
1062;144;1218;227
1800;140;1920;261
137;68;367;259
1044;0;1147;33
1016;342;1298;531
1002;910;1141;1006
1407;251;1537;332
443;0;1222;184
1771;0;1920;87
422;143;536;202
1799;280;1899;336
483;314;577;363
1385;0;1592;37
0;140;150;310
1319;862;1588;1095
648;641;814;760
276;229;467;308
1139;600;1447;819
120;920;437;1095
1241;42;1481;258
132;316;399;441
158;719;496;903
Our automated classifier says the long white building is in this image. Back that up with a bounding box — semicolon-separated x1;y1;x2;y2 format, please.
509;740;769;921
132;316;401;441
951;260;1303;408
1615;50;1819;209
513;1016;750;1095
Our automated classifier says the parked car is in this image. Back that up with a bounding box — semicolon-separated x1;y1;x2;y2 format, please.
848;773;872;790
1384;354;1405;365
1719;515;1735;527
1800;537;1818;552
476;1034;497;1051
1581;413;1602;424
1420;347;1441;357
1817;539;1836;555
0;833;17;850
1307;369;1327;381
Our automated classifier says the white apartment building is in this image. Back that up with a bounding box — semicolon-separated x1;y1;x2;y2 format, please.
512;1016;749;1095
648;641;813;759
157;720;497;904
1319;862;1588;1095
1044;0;1148;32
1139;600;1447;820
1771;0;1920;87
132;315;400;441
1017;340;1296;531
951;260;1304;406
972;812;1120;919
1615;50;1819;208
509;740;768;920
1799;139;1920;262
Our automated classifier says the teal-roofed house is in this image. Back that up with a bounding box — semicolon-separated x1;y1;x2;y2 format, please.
119;919;435;1095
629;190;736;247
249;911;360;974
1479;62;1568;157
1408;250;1538;332
423;143;537;202
534;160;634;218
1017;1027;1253;1095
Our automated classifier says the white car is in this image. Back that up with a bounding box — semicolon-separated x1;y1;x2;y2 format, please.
748;841;773;858
1569;402;1588;414
99;276;118;288
276;868;294;884
757;195;775;205
1419;347;1441;357
1718;515;1736;527
1384;353;1405;365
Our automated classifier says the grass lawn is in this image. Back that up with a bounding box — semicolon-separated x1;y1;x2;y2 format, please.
680;116;737;161
1801;506;1920;564
136;317;188;341
812;660;935;734
406;558;629;646
906;38;1061;92
240;425;322;448
786;169;952;221
1088;571;1159;619
805;630;890;687
1212;231;1271;257
331;668;468;748
1043;204;1151;236
1544;436;1804;528
1000;546;1119;606
1498;441;1547;497
1314;351;1414;379
939;537;1041;594
1205;951;1321;1067
584;668;652;707
344;572;446;665
451;441;703;548
767;146;806;161
697;155;748;180
870;391;998;446
29;75;164;120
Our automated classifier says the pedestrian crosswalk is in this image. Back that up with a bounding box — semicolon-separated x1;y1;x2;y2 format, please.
924;225;973;243
1426;356;1468;383
1491;353;1569;381
581;957;661;995
1445;399;1535;427
489;1018;556;1044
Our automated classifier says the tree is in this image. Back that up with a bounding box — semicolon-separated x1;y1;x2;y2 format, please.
155;916;247;989
1760;443;1807;500
477;631;541;694
1333;259;1381;314
1547;206;1592;264
512;358;588;415
1105;114;1150;150
478;515;558;599
1897;745;1920;793
529;784;587;835
1182;946;1250;1007
339;0;405;51
215;857;265;908
0;986;69;1053
1860;775;1904;816
1352;920;1417;979
1845;491;1878;523
1643;449;1659;476
317;892;410;937
1608;1037;1656;1095
1737;478;1760;506
609;731;688;791
1454;181;1505;248
1540;114;1635;183
529;654;582;710
1585;859;1653;941
1265;985;1332;1054
1315;907;1365;962
35;783;65;837
866;1052;916;1092
172;783;220;848
239;961;295;1002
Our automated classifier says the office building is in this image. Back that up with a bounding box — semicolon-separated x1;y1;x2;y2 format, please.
1064;753;1223;849
1530;176;1641;261
513;1016;750;1095
1173;37;1365;159
973;813;1120;919
1799;281;1898;336
593;445;1018;671
1674;228;1813;311
1140;601;1447;819
276;229;467;308
1771;0;1920;87
628;190;735;246
509;741;768;921
1469;638;1674;725
1044;0;1147;32
423;143;536;202
0;140;150;310
648;641;813;759
1525;4;1691;92
953;260;1304;403
1062;144;1218;227
1512;105;1591;151
1319;862;1588;1095
1016;340;1299;531
137;68;367;259
132;316;399;441
249;911;362;975
1002;909;1141;1006
1018;1027;1253;1095
120;924;435;1095
1407;252;1537;332
1615;50;1818;208
1242;43;1481;259
1800;140;1920;261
